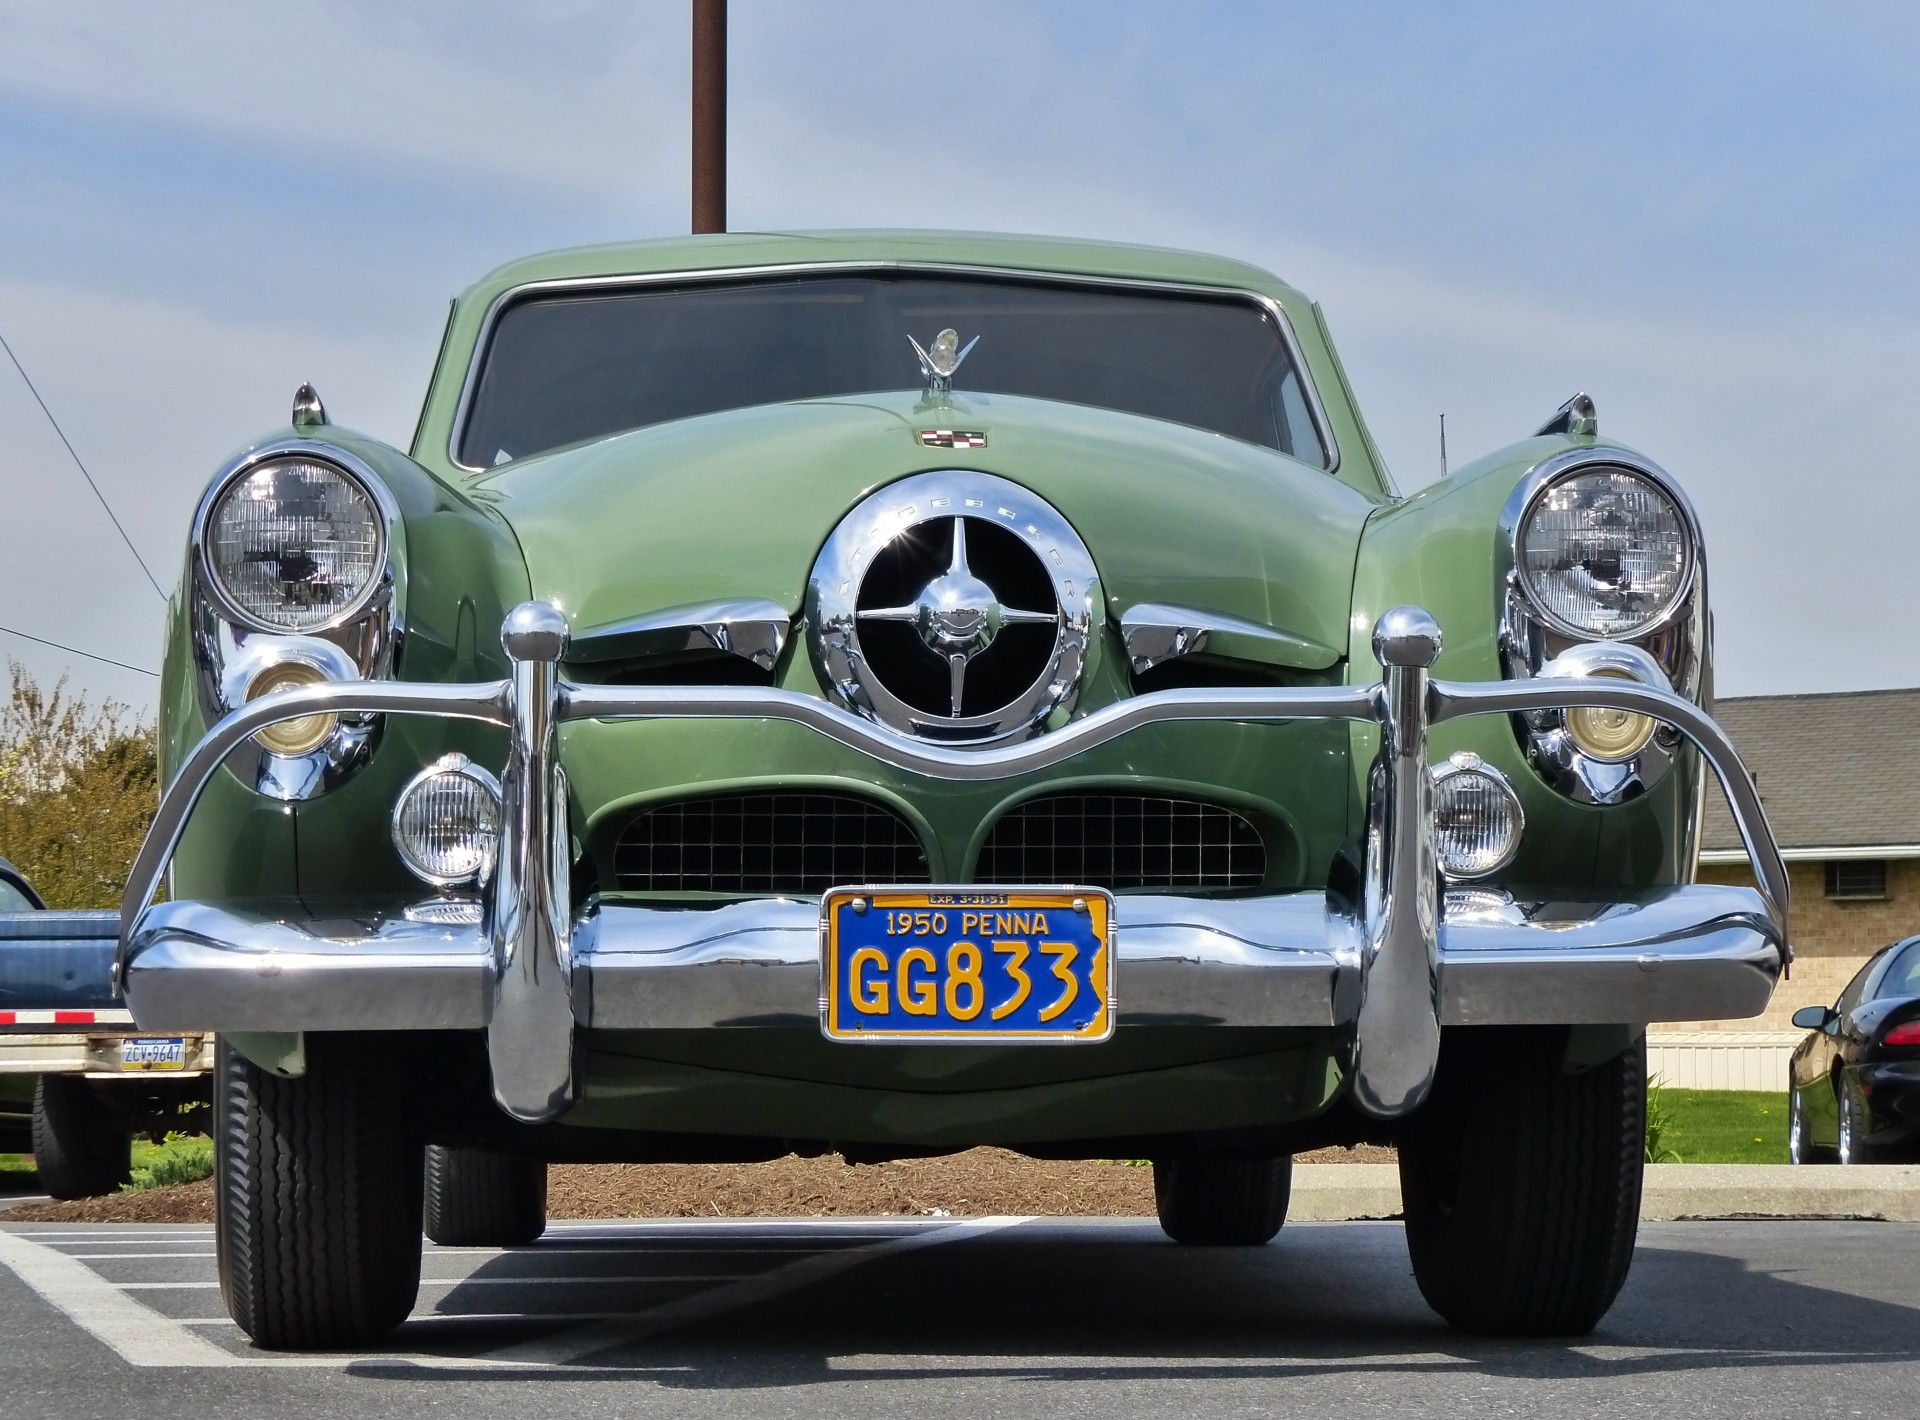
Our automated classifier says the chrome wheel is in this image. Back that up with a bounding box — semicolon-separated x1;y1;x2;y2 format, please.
1838;1083;1859;1166
1788;1089;1808;1165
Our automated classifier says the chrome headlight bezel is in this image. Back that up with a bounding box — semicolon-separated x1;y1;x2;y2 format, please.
188;438;404;802
1497;449;1705;807
193;444;398;636
1511;461;1699;642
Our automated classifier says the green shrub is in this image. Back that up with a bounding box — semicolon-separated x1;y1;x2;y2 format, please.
0;665;155;908
126;1132;213;1192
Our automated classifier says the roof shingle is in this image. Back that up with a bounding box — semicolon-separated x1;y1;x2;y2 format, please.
1700;688;1920;852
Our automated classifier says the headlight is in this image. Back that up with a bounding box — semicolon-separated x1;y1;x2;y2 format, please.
1539;640;1668;763
244;661;338;756
392;753;502;889
1431;752;1524;880
203;459;384;631
1565;670;1657;762
1516;467;1692;639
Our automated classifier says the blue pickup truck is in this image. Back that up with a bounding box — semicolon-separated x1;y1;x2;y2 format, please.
0;859;210;1198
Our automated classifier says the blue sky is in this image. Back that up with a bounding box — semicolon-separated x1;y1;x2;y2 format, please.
1;1;1916;710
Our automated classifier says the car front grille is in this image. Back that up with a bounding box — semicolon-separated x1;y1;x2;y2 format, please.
976;794;1267;891
611;793;929;893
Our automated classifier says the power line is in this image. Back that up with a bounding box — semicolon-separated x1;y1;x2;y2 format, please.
0;624;158;677
0;328;167;603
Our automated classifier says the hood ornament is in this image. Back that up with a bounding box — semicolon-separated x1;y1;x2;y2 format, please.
908;327;980;396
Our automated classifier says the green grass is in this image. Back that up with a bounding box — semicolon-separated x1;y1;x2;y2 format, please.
0;1152;36;1183
126;1133;214;1192
1649;1086;1788;1164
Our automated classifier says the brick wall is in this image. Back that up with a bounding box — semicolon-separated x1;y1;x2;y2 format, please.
1655;858;1920;1031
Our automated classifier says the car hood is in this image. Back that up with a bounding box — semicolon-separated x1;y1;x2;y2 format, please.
467;390;1374;671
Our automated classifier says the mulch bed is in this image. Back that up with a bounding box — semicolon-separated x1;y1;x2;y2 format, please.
0;1144;1396;1225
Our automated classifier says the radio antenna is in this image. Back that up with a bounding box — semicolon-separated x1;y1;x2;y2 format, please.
1439;412;1449;478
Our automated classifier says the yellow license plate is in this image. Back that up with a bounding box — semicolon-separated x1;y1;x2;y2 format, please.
821;888;1114;1043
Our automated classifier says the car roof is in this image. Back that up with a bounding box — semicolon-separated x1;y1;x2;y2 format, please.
0;857;44;909
458;230;1311;310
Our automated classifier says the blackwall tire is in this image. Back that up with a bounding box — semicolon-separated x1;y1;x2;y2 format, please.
1152;1156;1291;1245
30;1075;130;1200
1399;1027;1645;1337
424;1145;548;1247
214;1035;422;1350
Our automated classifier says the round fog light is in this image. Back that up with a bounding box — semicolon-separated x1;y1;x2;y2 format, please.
392;753;502;888
246;661;338;756
1565;669;1656;761
1431;752;1524;880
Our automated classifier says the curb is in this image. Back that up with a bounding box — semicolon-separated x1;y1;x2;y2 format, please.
1289;1162;1920;1222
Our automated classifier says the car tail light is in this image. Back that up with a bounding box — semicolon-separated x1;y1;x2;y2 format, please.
1882;1021;1920;1048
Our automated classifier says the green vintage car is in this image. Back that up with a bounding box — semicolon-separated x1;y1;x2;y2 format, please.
117;230;1788;1348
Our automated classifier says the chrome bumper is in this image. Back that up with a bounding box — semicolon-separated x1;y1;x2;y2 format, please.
119;603;1790;1126
126;883;1781;1036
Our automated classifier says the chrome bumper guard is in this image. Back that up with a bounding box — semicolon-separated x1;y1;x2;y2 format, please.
119;604;1789;1125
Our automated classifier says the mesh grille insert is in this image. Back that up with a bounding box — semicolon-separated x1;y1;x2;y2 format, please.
977;794;1267;891
612;793;929;893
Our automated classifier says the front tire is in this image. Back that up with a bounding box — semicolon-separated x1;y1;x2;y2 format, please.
424;1146;548;1247
31;1075;131;1200
1153;1156;1291;1245
214;1034;422;1349
1400;1027;1644;1337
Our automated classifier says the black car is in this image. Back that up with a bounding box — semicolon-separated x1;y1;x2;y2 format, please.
1788;935;1920;1164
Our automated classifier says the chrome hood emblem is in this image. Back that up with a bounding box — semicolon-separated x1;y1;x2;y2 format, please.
806;470;1100;744
908;327;979;396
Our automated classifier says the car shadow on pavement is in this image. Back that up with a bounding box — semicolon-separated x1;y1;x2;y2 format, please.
351;1219;1920;1386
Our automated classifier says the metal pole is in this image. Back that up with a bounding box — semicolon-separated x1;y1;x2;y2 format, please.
692;0;726;233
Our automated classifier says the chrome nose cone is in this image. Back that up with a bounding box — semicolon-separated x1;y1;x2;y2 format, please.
913;570;1003;655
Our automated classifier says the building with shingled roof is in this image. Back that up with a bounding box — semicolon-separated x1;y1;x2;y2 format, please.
1649;688;1920;1089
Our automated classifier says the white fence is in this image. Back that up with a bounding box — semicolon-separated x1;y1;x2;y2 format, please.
1645;1030;1799;1093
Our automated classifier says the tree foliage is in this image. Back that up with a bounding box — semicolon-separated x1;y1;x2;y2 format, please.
0;663;156;909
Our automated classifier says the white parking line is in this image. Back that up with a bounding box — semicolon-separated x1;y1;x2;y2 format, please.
0;1216;1031;1370
472;1215;1032;1366
60;1253;218;1260
117;1275;752;1290
9;1228;215;1235
425;1245;842;1256
0;1228;243;1367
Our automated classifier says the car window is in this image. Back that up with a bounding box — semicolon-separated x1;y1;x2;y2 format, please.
458;273;1330;470
1834;958;1878;1015
1874;940;1920;1000
0;879;35;912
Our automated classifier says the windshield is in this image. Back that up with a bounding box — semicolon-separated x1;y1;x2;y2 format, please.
456;273;1329;469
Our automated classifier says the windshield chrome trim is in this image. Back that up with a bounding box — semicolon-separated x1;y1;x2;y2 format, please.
443;260;1341;478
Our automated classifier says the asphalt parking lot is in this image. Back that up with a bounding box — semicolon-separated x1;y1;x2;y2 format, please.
1;1216;1917;1418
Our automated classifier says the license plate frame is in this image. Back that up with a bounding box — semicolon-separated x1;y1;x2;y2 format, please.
118;1036;188;1072
820;886;1115;1044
